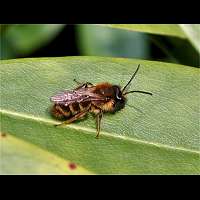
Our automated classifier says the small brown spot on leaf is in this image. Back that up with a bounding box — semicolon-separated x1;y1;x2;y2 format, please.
68;163;77;170
1;133;7;138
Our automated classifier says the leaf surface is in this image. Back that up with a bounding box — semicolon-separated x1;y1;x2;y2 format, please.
1;57;199;174
0;134;93;174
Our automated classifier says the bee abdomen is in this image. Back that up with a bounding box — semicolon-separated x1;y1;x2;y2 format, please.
69;102;81;115
51;104;71;119
80;101;91;111
70;102;91;114
51;102;91;119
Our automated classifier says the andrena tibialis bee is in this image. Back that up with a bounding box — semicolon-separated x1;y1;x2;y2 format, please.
50;64;152;138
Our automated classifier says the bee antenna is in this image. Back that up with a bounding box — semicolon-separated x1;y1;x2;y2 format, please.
122;64;140;94
124;91;153;96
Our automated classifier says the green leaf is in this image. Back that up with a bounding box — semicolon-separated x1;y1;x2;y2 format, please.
77;24;150;59
179;24;200;54
0;134;93;174
1;57;199;174
0;24;65;59
101;24;186;38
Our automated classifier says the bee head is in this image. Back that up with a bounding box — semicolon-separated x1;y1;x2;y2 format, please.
112;85;126;112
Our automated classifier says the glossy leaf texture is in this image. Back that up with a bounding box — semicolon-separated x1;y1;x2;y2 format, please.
0;57;199;174
179;24;200;54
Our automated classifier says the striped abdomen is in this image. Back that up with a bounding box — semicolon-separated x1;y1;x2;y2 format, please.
51;101;91;119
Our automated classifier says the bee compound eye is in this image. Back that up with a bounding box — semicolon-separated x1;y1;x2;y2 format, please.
116;95;122;100
116;90;122;100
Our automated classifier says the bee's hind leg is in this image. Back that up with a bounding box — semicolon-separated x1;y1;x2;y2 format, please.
55;110;88;127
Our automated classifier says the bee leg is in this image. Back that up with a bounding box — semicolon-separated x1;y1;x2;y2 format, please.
95;110;103;139
73;79;81;85
73;79;93;89
55;110;88;127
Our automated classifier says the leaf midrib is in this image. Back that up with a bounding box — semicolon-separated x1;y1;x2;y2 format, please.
1;109;199;155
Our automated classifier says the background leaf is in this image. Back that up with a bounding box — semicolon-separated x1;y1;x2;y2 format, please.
0;24;65;59
0;133;93;174
77;25;150;59
77;25;200;67
1;57;199;174
101;24;186;38
179;24;200;54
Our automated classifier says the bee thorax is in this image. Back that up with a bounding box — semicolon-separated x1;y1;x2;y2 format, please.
101;99;115;112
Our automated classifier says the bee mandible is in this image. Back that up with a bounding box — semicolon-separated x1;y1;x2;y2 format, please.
50;64;152;138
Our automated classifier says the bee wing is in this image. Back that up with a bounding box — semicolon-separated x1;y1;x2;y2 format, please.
79;87;107;102
50;90;85;106
50;87;107;106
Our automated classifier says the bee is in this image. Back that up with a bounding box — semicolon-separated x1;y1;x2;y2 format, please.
50;64;152;138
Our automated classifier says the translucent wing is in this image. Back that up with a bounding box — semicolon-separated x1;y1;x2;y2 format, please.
50;87;106;106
